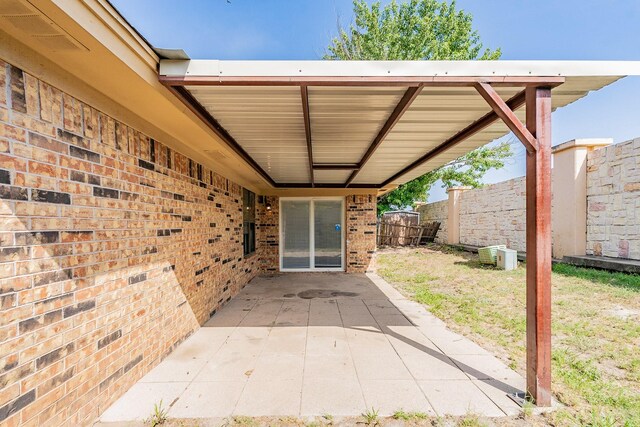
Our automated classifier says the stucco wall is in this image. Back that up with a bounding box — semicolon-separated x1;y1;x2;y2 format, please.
586;138;640;259
415;200;448;243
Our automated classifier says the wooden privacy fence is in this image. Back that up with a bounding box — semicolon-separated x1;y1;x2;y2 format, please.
377;220;441;247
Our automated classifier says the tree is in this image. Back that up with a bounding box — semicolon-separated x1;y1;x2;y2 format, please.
325;0;512;214
377;141;513;214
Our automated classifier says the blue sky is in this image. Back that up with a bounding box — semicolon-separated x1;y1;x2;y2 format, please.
112;0;640;201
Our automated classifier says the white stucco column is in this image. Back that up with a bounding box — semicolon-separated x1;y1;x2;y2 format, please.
551;138;611;258
447;186;472;245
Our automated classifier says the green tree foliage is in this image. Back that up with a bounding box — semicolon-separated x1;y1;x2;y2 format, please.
377;141;513;214
325;0;512;214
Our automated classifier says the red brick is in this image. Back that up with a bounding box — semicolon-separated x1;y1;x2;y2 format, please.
11;113;56;138
0;124;26;142
23;74;40;118
0;60;272;427
62;94;82;135
38;81;63;126
0;154;27;171
0;61;6;106
28;132;67;154
0;382;19;407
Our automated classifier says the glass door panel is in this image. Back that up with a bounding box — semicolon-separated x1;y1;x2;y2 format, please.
314;200;343;268
281;200;311;269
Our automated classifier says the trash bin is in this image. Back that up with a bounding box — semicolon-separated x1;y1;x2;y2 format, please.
496;248;518;270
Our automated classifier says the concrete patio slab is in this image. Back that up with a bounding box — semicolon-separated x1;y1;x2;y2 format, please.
100;272;527;422
139;356;208;383
360;379;435;416
301;377;367;416
473;378;526;416
168;381;246;418
418;379;505;417
235;378;302;416
100;382;189;422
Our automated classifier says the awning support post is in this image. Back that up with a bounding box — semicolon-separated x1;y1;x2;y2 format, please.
524;86;553;407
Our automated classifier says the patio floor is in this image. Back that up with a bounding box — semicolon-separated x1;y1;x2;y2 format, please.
99;273;525;422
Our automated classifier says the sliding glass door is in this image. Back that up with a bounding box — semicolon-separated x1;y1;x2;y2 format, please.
280;198;344;271
313;200;343;268
281;200;311;269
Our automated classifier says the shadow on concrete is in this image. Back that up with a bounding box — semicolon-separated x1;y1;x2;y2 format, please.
203;272;523;397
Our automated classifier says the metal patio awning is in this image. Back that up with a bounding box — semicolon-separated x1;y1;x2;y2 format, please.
158;60;640;192
157;59;640;407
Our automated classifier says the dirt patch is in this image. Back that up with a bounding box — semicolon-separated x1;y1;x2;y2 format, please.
608;305;639;319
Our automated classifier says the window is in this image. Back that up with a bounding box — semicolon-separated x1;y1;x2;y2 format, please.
243;188;256;256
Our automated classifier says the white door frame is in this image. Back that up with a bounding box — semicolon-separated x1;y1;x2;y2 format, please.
279;197;345;272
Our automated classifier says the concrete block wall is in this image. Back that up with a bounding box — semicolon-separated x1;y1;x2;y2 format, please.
0;60;265;425
586;138;640;259
415;200;447;243
414;137;640;261
458;177;528;252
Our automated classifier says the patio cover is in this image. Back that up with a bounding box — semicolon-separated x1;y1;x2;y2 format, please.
158;60;640;192
159;59;640;407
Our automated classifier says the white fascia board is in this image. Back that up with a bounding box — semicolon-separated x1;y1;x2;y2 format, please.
160;59;640;78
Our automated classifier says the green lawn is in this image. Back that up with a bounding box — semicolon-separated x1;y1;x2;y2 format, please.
376;245;640;427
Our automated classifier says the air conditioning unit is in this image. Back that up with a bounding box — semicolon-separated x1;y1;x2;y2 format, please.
496;248;518;271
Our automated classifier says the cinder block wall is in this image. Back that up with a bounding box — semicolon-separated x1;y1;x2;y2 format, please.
415;176;555;254
418;138;640;259
587;138;640;259
416;137;640;261
458;177;528;252
0;60;266;425
415;200;448;243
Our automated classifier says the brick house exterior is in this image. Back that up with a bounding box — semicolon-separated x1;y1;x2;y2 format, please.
0;60;376;425
1;0;622;423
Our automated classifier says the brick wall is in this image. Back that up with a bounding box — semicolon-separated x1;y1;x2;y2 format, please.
415;200;448;243
0;60;265;425
0;56;382;425
256;195;279;273
346;194;377;272
587;138;640;259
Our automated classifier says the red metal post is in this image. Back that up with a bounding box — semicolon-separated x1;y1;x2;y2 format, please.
525;86;553;406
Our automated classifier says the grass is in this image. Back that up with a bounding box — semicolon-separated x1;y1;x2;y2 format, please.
392;409;430;421
146;400;168;427
457;413;486;427
362;407;380;425
230;416;258;426
376;245;640;426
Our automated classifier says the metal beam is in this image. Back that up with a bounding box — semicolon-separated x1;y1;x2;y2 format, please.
160;75;565;88
301;86;315;186
525;86;553;407
380;90;527;188
273;183;380;189
160;84;277;187
475;82;537;153
313;164;360;170
346;86;423;186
